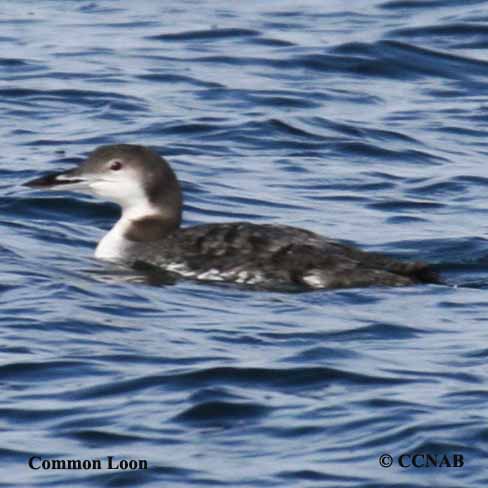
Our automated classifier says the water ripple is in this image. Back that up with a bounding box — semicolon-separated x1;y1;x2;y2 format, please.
2;1;488;487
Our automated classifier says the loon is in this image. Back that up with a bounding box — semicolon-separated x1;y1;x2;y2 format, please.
25;144;441;290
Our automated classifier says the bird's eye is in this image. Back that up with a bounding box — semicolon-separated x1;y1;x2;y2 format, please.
110;161;123;171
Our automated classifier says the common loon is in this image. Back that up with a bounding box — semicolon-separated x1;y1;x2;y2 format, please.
25;144;441;290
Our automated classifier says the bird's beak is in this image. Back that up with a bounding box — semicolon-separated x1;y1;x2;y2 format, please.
24;167;89;191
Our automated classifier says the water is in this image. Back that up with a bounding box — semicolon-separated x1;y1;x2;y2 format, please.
1;1;488;486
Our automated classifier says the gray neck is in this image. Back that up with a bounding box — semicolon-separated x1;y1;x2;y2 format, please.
124;213;180;242
123;162;183;242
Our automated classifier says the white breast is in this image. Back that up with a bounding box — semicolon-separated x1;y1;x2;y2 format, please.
94;220;132;261
94;203;161;261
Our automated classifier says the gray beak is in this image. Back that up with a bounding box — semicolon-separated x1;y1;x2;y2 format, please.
24;168;86;189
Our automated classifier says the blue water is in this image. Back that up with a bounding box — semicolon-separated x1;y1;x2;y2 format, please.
2;1;488;486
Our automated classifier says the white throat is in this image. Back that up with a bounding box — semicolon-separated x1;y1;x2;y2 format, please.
94;200;161;261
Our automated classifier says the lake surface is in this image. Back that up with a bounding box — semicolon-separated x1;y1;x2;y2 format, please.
2;1;488;487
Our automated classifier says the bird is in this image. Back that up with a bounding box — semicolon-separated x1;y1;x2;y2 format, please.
24;144;441;290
